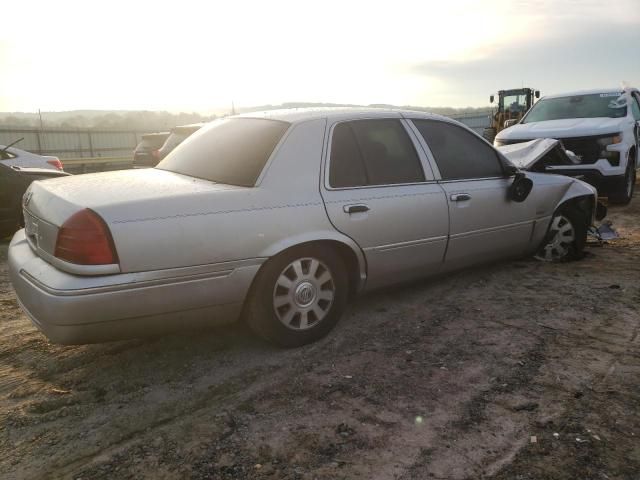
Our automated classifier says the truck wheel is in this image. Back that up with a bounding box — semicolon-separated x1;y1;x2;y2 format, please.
609;153;636;205
482;127;497;143
245;245;349;347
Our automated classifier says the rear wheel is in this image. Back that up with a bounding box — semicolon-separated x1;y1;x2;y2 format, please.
246;246;349;347
608;152;636;205
535;207;587;262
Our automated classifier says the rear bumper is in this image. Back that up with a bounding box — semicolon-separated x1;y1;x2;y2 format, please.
8;230;263;344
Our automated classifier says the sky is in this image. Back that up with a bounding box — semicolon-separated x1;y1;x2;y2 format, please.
1;0;639;113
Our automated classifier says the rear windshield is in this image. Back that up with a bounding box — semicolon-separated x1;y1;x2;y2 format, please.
157;118;290;186
523;93;627;123
137;135;167;150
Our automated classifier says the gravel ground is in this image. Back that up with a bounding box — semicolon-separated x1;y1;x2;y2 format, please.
1;197;639;480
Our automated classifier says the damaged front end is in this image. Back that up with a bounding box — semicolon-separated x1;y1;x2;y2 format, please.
497;138;580;172
498;138;607;221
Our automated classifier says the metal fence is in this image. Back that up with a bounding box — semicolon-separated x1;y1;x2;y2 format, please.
450;110;492;134
0;127;151;160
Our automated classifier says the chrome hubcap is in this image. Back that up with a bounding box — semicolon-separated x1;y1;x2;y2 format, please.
535;215;575;261
273;257;335;330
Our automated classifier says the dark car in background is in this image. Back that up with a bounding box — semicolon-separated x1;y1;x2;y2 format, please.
155;123;204;164
132;132;170;168
0;164;70;238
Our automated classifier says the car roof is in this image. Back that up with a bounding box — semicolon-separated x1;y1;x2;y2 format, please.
542;87;637;99
235;107;452;124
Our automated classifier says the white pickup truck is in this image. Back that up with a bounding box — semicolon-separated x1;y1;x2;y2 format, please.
495;87;640;204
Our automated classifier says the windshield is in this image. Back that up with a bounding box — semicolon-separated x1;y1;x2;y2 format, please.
503;94;528;114
157;118;290;187
523;92;627;123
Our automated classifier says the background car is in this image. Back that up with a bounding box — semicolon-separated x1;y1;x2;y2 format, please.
154;123;204;165
8;109;598;347
494;87;640;204
0;163;70;238
1;140;64;171
132;132;169;168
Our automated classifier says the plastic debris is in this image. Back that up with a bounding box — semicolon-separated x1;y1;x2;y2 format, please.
530;435;537;443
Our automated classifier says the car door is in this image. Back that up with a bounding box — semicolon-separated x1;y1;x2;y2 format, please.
409;118;536;270
321;117;449;290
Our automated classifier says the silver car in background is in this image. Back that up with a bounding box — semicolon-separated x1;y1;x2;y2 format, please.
8;109;599;347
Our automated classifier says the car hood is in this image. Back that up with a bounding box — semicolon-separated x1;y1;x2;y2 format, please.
497;138;579;171
497;117;626;140
25;168;249;227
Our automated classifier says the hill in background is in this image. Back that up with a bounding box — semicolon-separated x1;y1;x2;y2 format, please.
0;103;491;130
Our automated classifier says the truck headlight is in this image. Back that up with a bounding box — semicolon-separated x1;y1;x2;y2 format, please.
597;134;622;166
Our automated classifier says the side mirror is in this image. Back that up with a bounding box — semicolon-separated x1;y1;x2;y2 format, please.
535;90;540;98
490;95;494;104
503;119;518;129
508;172;533;202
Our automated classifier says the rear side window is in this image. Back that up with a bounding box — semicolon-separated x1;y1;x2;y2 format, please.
158;118;289;186
412;120;504;180
329;119;424;188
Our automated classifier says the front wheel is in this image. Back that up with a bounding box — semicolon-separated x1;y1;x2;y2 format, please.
245;246;349;347
535;208;587;262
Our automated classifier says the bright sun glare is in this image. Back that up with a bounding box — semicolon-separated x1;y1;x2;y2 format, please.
0;0;534;112
1;0;638;112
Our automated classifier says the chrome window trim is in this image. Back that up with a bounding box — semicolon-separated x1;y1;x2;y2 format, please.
322;117;437;192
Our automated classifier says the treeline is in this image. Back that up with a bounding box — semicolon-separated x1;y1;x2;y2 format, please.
0;111;213;131
0;104;491;130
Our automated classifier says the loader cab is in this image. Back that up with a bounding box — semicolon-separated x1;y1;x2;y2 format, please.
484;88;540;142
491;88;539;115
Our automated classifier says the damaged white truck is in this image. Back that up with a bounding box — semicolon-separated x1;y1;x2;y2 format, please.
494;87;640;204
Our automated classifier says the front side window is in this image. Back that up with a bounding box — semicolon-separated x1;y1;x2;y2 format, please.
158;118;289;187
412;119;504;180
523;93;627;123
329;119;425;188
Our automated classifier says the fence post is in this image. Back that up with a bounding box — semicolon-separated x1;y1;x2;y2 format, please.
88;130;94;157
36;130;42;155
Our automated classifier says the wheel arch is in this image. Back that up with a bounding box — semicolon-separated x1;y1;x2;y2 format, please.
556;180;598;225
256;234;367;298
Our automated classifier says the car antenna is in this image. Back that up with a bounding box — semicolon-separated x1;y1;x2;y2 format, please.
0;137;24;155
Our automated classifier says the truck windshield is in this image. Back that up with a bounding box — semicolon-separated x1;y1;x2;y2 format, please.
523;93;627;123
157;118;290;187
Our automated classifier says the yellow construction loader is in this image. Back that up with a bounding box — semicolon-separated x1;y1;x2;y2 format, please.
483;88;540;142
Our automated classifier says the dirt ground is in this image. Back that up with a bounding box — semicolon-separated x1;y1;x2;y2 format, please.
1;198;639;480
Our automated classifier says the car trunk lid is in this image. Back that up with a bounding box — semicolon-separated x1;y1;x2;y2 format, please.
23;168;248;274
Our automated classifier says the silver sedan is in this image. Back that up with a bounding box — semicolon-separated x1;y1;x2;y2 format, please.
8;109;599;346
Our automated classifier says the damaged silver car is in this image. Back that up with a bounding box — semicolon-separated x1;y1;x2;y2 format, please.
9;109;602;347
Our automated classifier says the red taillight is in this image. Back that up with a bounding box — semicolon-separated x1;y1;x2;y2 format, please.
55;209;118;265
47;158;64;171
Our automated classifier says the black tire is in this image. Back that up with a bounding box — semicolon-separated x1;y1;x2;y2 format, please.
245;245;349;347
482;127;497;144
608;152;636;205
535;206;587;262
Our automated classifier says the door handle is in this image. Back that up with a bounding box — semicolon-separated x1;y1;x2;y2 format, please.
343;204;370;214
450;193;471;202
